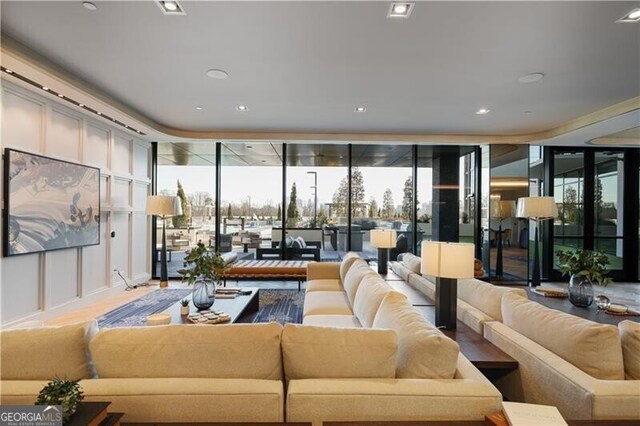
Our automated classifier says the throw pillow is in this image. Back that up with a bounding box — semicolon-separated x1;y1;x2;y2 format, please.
339;252;361;283
296;236;307;248
285;236;294;248
342;259;376;306
281;324;397;381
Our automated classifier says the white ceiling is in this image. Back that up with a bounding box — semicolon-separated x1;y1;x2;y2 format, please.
1;1;639;136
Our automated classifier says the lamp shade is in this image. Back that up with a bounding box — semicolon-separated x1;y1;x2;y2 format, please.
145;196;183;217
370;229;397;248
516;196;557;220
491;200;515;219
421;241;474;279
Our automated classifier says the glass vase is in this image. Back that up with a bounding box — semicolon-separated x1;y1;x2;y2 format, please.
192;279;215;310
568;274;594;308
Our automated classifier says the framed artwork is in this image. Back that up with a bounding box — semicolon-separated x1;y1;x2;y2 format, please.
3;149;101;256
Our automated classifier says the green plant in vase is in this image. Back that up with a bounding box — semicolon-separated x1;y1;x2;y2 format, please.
556;249;612;308
35;378;84;422
178;242;230;310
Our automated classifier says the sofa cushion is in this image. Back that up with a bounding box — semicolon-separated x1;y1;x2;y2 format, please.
372;292;459;379
353;276;394;328
0;321;96;381
90;323;283;380
619;320;640;380
339;252;361;283
303;315;362;328
306;279;342;292
402;253;422;274
457;278;528;322
343;260;376;306
303;291;352;317
502;293;624;380
281;324;397;381
80;378;284;423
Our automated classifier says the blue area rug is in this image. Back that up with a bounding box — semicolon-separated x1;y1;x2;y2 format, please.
243;289;304;324
97;289;192;328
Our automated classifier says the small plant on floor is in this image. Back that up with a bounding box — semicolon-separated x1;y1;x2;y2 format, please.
556;249;613;286
178;241;230;285
35;378;84;422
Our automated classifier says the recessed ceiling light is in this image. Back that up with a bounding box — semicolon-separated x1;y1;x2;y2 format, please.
206;69;229;79
97;111;102;115
247;145;253;148
42;86;49;91
524;110;532;114
82;2;97;11
5;69;13;74
195;106;203;111
475;108;490;115
518;73;545;83
236;105;248;112
57;94;64;98
261;160;266;163
78;103;84;107
617;7;640;22
388;2;414;18
155;0;186;15
354;106;367;112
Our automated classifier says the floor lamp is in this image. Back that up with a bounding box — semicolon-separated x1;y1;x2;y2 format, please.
370;229;397;275
516;196;558;288
421;241;474;330
491;200;515;280
146;195;183;288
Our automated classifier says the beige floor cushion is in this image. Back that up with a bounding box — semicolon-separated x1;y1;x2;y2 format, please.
502;293;624;380
619;320;640;380
0;321;96;381
90;323;283;380
352;276;394;328
343;260;377;305
281;324;397;381
303;291;353;317
306;279;343;292
372;292;459;379
303;315;362;328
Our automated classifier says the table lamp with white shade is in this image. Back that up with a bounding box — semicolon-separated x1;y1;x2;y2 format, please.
516;196;558;287
421;241;475;329
370;229;397;275
146;195;183;288
491;200;515;280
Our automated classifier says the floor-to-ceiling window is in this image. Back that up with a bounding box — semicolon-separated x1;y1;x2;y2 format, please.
351;144;413;260
285;144;348;260
219;142;283;259
154;142;216;278
593;151;624;270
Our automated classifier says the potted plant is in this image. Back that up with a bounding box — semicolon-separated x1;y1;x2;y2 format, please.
180;298;190;315
35;378;84;422
556;249;613;308
177;242;230;310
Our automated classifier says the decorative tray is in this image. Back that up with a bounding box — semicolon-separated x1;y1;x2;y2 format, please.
533;288;568;298
187;310;231;325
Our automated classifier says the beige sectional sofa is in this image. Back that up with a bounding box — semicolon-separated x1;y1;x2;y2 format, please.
1;322;285;423
299;253;504;424
484;293;640;421
390;252;528;334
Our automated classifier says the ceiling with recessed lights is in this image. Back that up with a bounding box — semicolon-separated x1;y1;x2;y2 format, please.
1;1;638;136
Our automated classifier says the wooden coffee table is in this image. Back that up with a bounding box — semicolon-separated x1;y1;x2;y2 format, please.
164;287;260;324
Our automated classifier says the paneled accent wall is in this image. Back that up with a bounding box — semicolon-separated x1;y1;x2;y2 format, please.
0;81;151;325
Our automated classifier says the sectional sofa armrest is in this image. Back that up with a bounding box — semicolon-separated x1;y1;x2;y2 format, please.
286;376;502;424
307;262;340;281
483;321;640;420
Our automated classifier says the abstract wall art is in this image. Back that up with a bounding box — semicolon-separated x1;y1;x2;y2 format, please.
3;149;100;256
